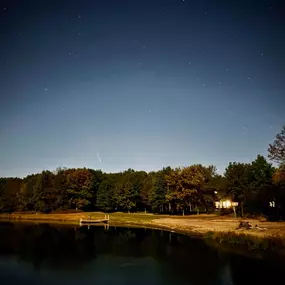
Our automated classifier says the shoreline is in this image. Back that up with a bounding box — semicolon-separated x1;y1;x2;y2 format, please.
1;212;284;236
1;212;285;257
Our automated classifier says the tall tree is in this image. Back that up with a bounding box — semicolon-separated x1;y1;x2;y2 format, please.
271;167;285;219
130;171;148;210
268;125;285;166
115;180;136;212
247;155;274;214
224;162;251;217
273;168;285;185
165;165;215;214
0;178;23;212
96;175;116;211
32;173;46;211
204;174;227;200
151;172;168;212
65;169;94;210
88;169;103;210
140;174;152;210
150;167;172;213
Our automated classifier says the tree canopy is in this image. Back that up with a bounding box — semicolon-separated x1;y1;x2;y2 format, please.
1;125;285;219
268;125;285;166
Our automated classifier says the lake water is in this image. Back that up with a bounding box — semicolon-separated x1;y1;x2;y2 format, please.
0;222;284;285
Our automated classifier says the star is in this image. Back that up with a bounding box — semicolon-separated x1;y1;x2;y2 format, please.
243;126;248;130
161;11;165;15
219;81;223;85
44;88;48;91
69;52;72;55
203;83;207;87
4;7;7;11
225;68;229;72
247;77;252;80
204;12;208;15
261;53;264;56
188;61;191;65
77;14;81;19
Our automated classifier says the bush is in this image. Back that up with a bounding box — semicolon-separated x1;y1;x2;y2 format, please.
53;209;83;214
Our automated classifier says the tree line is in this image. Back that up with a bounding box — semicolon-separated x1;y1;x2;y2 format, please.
0;126;284;219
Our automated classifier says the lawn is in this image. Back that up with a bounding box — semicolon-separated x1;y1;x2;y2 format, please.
1;211;285;239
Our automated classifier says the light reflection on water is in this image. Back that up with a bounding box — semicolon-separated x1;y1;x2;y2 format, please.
0;222;283;285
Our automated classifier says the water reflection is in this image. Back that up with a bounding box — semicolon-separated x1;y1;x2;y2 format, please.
0;222;283;285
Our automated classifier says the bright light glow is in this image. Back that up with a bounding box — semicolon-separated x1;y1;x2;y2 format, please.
269;201;275;208
215;200;238;209
222;200;231;208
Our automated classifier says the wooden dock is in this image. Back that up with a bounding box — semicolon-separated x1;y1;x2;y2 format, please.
79;215;110;225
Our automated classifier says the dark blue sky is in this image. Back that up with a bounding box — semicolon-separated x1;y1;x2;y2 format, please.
1;0;285;177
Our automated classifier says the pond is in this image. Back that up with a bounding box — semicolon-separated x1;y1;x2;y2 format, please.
0;222;284;285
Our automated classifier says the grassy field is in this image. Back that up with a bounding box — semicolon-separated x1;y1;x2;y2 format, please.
0;212;164;226
1;211;285;239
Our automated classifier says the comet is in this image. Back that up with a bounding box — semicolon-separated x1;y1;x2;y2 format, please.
97;152;102;163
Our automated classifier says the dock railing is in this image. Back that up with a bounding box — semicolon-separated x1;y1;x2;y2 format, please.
79;214;110;226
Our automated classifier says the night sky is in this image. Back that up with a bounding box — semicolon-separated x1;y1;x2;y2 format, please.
1;0;285;178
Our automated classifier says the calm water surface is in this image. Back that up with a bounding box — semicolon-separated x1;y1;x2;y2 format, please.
0;222;284;285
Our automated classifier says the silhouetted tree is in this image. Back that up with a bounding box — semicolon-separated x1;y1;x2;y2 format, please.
268;125;285;166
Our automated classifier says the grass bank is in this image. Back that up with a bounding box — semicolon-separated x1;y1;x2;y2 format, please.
1;212;285;256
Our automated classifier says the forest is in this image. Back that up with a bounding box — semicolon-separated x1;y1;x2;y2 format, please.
0;126;284;219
